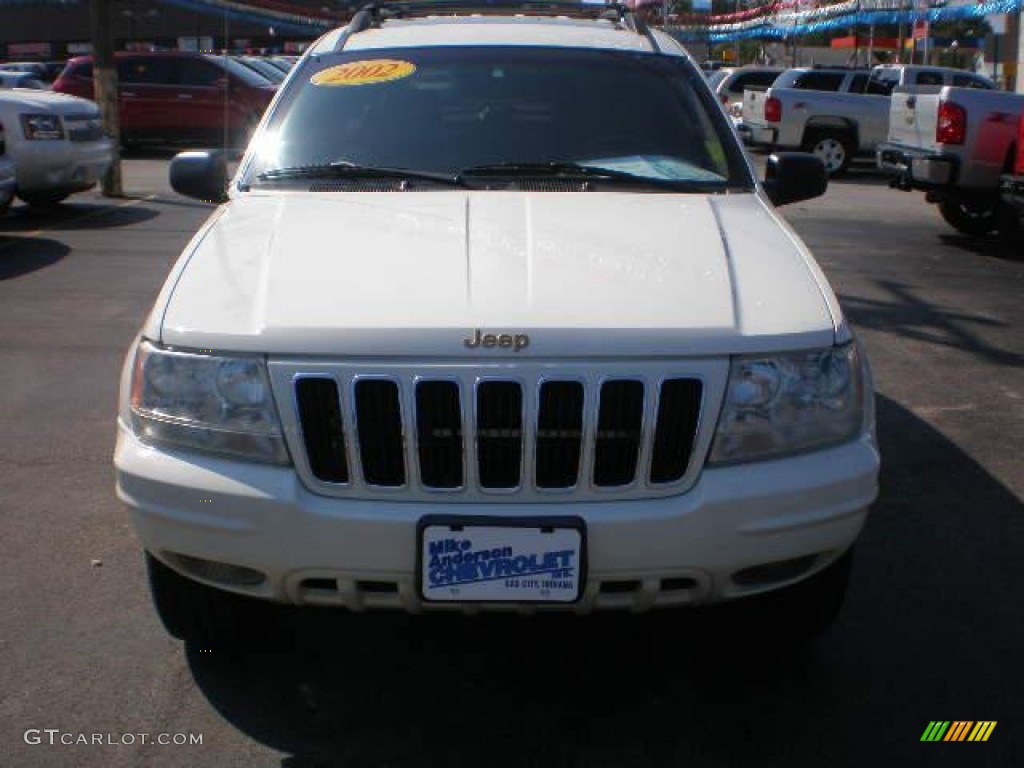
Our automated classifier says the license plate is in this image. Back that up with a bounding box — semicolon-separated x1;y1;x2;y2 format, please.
418;516;585;603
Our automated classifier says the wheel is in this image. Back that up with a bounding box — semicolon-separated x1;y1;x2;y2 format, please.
145;552;266;648
938;198;999;236
802;130;853;176
18;190;70;208
710;548;854;645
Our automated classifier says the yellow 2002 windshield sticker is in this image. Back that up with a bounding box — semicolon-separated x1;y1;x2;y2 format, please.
311;59;416;87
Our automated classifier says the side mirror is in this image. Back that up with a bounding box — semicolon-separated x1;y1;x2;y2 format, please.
763;152;828;207
169;150;229;204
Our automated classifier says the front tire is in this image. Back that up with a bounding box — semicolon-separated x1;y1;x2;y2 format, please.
802;130;853;176
712;548;854;644
145;552;266;648
938;198;999;236
18;190;70;208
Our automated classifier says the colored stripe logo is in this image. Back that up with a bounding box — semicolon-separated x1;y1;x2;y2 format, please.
921;721;997;742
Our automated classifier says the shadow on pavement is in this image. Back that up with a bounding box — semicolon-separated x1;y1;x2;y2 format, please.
842;279;1022;368
184;395;1023;767
938;232;1024;262
829;163;894;187
1;202;160;231
0;236;70;280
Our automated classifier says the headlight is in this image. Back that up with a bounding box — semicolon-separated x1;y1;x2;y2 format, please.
709;343;869;465
129;341;289;464
21;113;64;141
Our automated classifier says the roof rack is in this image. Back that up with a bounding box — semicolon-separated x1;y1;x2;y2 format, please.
333;1;660;53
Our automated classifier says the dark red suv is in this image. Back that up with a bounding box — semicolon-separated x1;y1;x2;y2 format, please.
53;52;277;146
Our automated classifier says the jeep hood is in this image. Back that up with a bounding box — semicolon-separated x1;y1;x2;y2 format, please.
157;192;841;357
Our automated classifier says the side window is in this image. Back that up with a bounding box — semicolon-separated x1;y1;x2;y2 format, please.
915;71;944;86
178;58;225;87
72;61;93;80
866;77;894;95
791;72;845;91
953;74;990;90
849;74;868;93
117;57;177;85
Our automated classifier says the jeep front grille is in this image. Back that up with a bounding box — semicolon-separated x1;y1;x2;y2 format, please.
286;363;708;501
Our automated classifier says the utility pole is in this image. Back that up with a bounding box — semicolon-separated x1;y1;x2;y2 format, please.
90;0;123;196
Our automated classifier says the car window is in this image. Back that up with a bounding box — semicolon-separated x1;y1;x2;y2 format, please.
206;55;274;87
727;71;778;96
952;74;990;89
70;61;93;79
865;77;893;95
790;72;846;91
249;47;751;189
178;58;225;87
117;57;178;85
915;71;944;86
849;74;868;93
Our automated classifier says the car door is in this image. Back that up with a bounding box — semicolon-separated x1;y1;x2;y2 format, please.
173;57;231;144
117;56;179;141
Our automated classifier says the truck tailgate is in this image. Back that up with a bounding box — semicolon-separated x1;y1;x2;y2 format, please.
887;88;939;150
744;86;769;125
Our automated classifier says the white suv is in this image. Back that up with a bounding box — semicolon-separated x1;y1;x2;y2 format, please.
115;2;878;645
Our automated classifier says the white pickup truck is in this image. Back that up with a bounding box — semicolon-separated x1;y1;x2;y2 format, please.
745;66;994;176
878;86;1024;235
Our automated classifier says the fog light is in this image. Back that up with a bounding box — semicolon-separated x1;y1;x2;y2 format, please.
169;553;266;587
732;554;818;587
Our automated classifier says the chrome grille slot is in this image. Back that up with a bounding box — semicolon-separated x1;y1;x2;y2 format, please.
593;380;645;487
650;379;703;484
476;381;523;489
282;363;710;501
354;379;405;487
535;380;584;489
294;377;349;484
415;381;463;489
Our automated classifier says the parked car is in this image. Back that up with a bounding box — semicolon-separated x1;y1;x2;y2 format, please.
707;66;783;113
745;65;995;175
0;61;64;83
53;52;277;147
998;114;1024;243
0;89;113;206
0;122;15;215
234;55;286;84
0;71;47;90
116;4;878;647
877;85;1024;234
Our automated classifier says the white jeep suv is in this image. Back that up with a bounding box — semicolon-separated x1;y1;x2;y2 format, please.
115;2;878;645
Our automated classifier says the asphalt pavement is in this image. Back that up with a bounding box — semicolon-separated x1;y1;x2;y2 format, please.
1;156;1022;767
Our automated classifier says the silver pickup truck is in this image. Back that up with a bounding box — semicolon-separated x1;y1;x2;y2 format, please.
745;66;994;176
878;86;1024;235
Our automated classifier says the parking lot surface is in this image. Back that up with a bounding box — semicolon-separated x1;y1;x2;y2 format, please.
1;158;1022;767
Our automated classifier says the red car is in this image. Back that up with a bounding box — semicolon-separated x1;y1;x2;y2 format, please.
999;114;1023;244
53;51;277;147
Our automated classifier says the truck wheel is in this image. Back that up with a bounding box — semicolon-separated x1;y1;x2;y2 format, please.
18;191;70;208
712;548;854;645
938;199;998;236
802;131;853;176
145;552;263;648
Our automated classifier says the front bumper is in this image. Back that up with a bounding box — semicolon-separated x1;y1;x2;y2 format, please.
877;144;958;190
13;138;113;196
115;421;879;613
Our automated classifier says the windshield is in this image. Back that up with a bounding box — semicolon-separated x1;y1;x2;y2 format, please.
207;55;274;87
245;47;752;190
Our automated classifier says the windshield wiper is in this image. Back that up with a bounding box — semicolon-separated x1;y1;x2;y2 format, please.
458;161;724;191
256;162;467;187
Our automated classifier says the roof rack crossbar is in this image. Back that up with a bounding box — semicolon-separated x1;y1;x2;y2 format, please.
333;1;662;53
